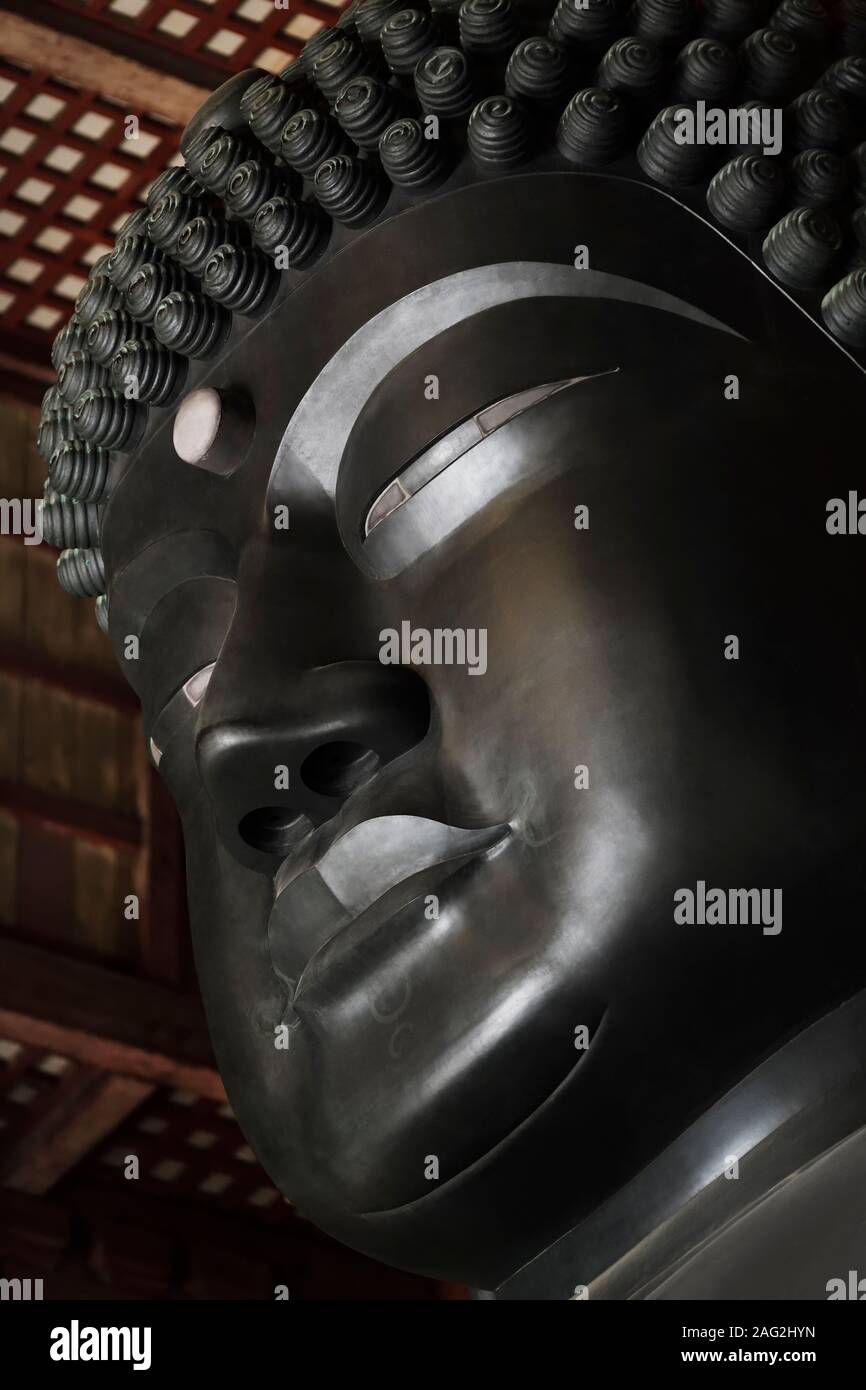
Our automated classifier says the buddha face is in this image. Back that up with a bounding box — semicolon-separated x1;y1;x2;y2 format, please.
100;165;866;1289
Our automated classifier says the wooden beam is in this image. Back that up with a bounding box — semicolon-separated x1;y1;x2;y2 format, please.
1;1069;154;1195
0;348;53;388
0;0;226;93
0;642;138;714
0;371;47;410
139;766;188;987
0;1187;72;1267
0;13;208;126
0;935;224;1100
0;778;142;852
0;331;56;402
0;1181;444;1300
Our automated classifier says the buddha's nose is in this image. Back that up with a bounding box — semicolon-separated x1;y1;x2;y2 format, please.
193;536;430;861
196;646;431;870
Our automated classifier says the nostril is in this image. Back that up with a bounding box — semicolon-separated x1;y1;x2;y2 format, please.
198;665;429;866
300;741;381;799
239;806;311;856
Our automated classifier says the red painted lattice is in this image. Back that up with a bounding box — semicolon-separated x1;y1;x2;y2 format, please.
0;0;347;372
0;1036;82;1152
0;60;182;352
49;0;347;78
85;1085;292;1224
0;1032;291;1224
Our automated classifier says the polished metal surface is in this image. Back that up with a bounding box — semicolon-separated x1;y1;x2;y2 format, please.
82;102;865;1289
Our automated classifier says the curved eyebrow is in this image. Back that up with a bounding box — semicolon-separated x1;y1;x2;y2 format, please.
363;370;617;537
268;261;743;506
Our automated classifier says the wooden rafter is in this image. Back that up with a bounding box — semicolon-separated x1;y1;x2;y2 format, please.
0;778;142;852
0;0;347;88
140;766;189;986
0;13;209;127
1;1067;153;1194
0;640;138;712
0;935;224;1099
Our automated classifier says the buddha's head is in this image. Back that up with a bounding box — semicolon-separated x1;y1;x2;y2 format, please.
37;0;866;1289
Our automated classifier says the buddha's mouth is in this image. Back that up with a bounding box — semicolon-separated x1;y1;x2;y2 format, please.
267;815;511;986
262;818;604;1216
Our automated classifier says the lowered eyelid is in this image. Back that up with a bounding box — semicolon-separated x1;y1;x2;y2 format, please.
363;372;615;538
268;261;740;510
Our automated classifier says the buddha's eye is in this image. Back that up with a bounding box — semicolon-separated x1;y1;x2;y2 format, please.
363;372;614;539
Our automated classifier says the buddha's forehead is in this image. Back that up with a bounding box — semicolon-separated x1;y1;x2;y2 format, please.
99;162;857;597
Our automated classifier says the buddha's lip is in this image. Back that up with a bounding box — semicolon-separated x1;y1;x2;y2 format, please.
301;814;509;918
269;815;511;983
272;777;508;892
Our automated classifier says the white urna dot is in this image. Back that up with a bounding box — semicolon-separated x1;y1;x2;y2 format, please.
173;387;222;464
